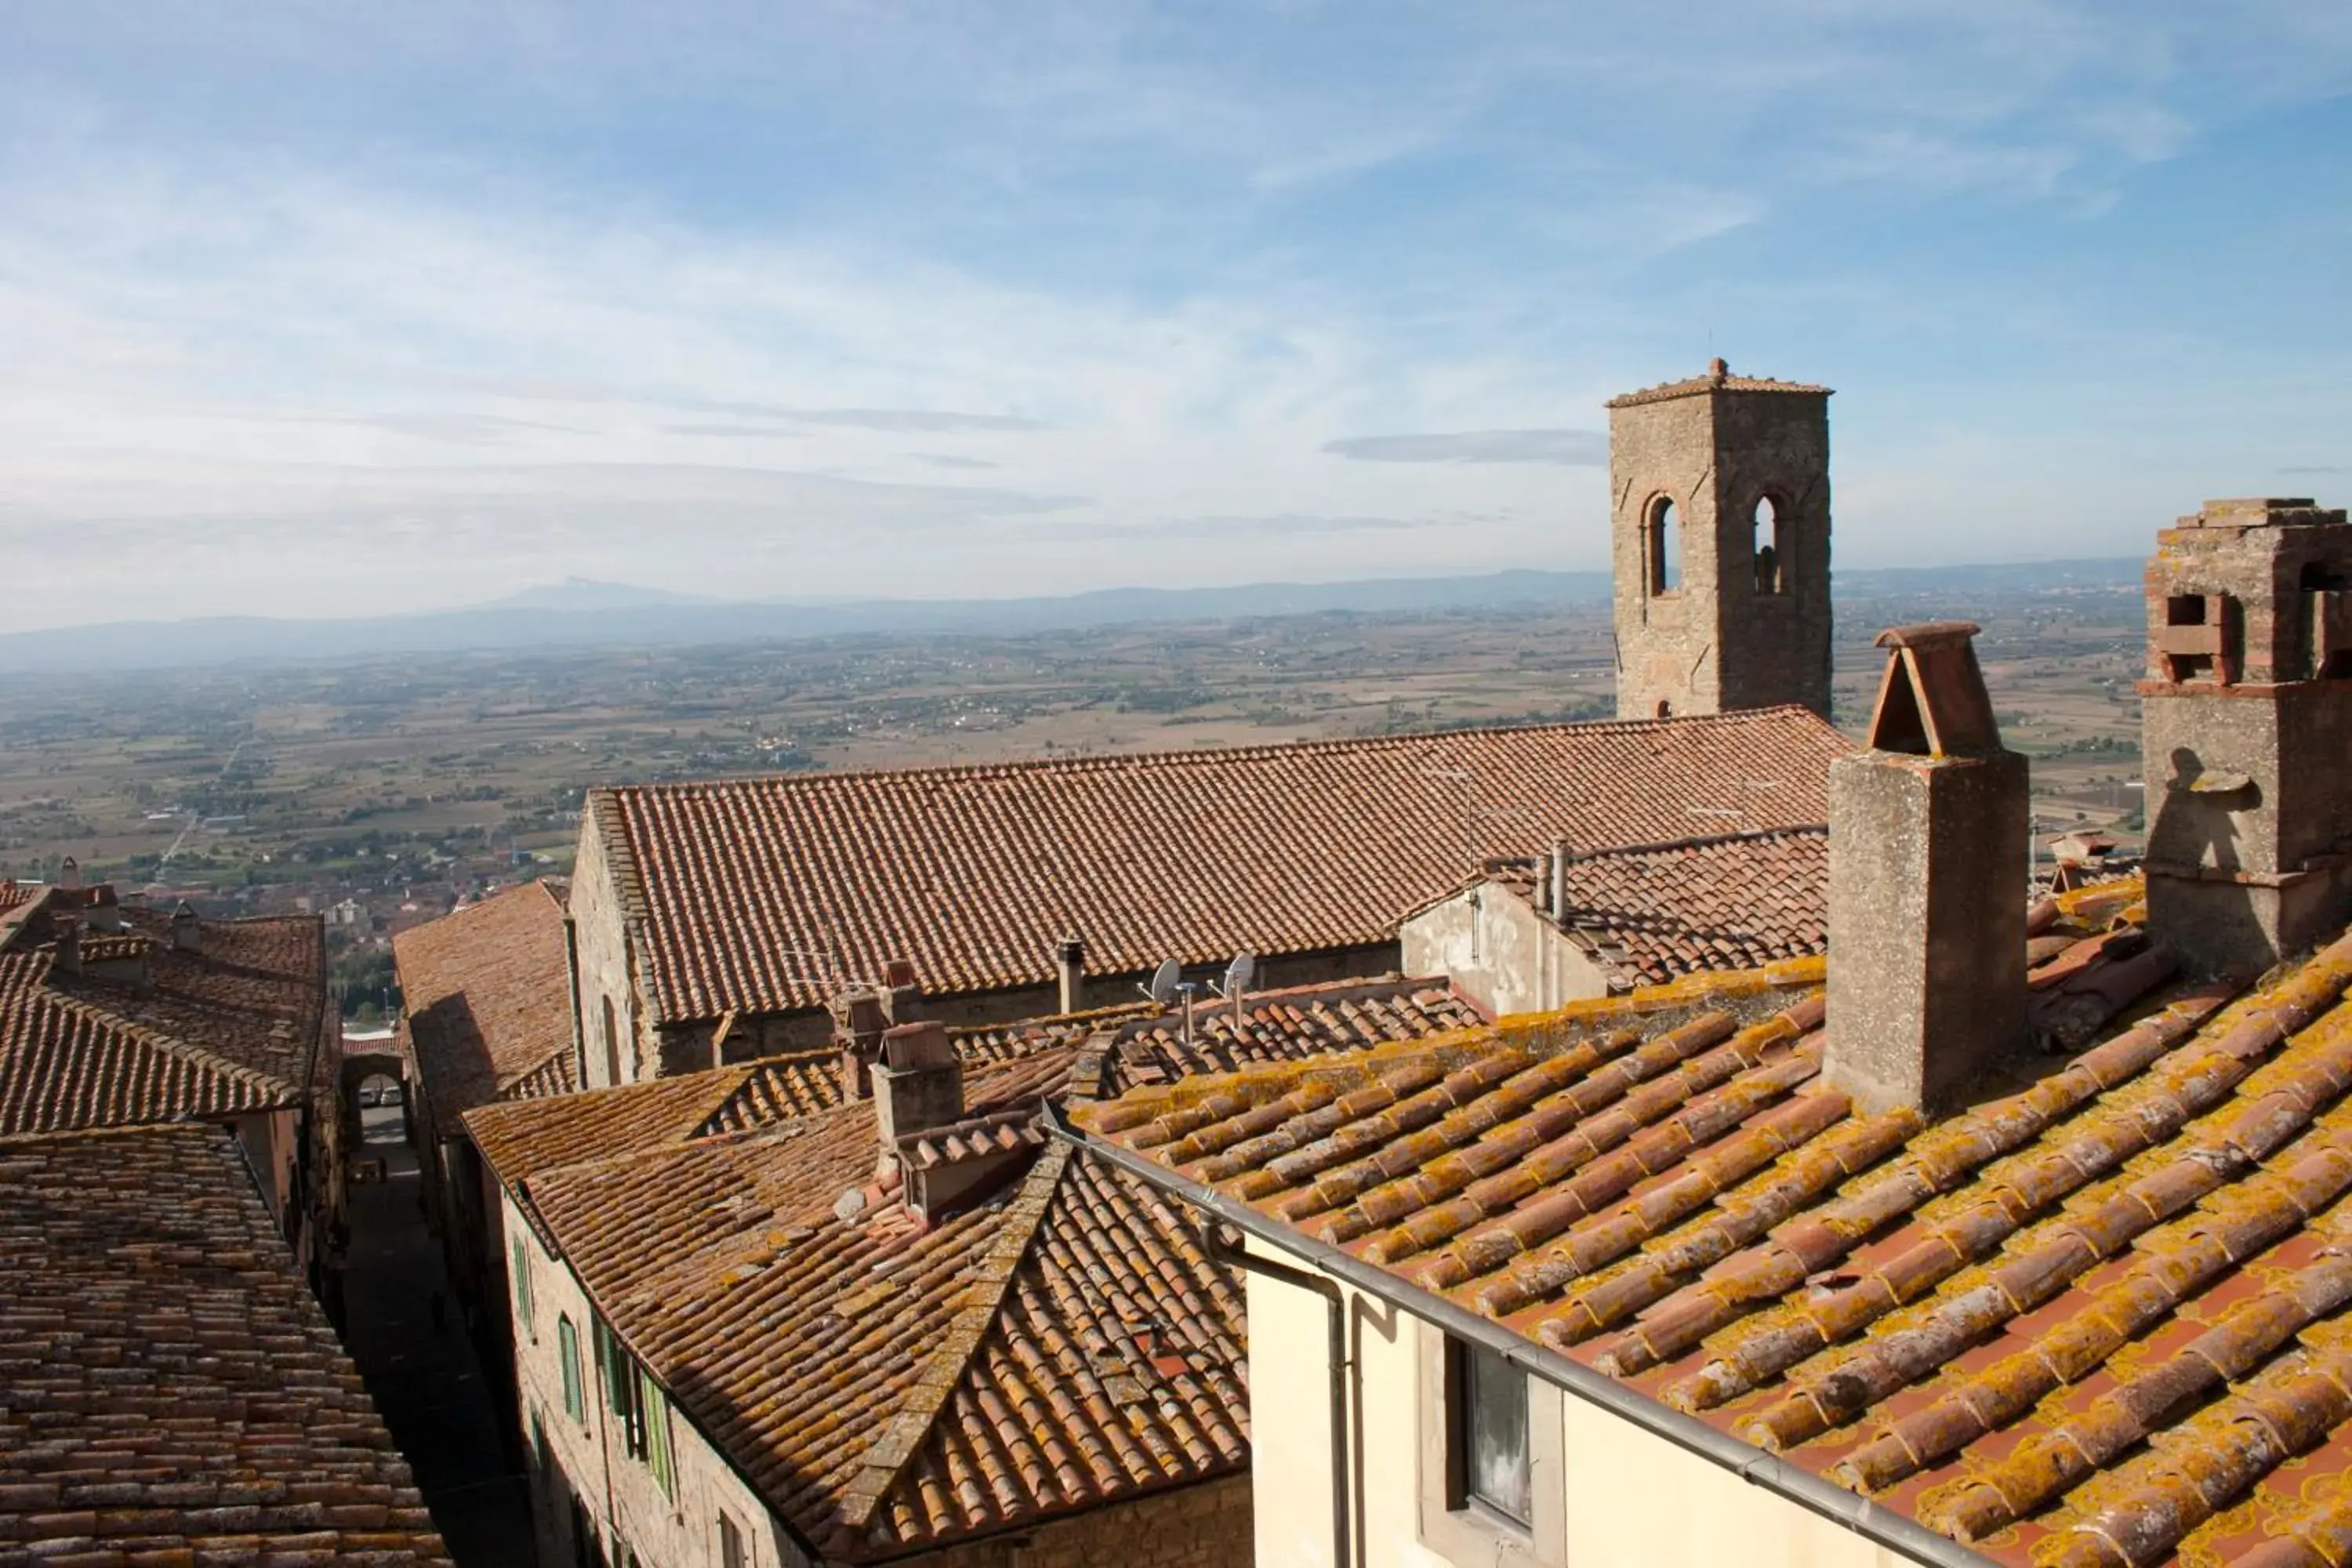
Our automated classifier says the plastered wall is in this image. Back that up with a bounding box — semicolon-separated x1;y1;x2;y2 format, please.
1240;1232;1921;1568
1399;889;1611;1017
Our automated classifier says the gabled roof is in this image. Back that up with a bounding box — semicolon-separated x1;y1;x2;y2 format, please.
394;880;577;1131
1447;826;1831;991
1073;884;2352;1567
522;1094;1242;1561
0;1123;449;1563
0;898;328;1136
475;972;1485;1559
588;707;1849;1024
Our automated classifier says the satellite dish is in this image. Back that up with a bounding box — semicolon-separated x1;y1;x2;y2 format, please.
1146;958;1181;1006
1224;951;1256;996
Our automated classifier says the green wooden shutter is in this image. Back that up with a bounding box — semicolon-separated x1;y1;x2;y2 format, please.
510;1236;532;1331
639;1369;676;1499
557;1316;584;1421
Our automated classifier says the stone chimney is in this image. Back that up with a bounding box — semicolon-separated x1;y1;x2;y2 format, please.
1055;935;1086;1014
53;917;81;977
85;886;123;932
831;985;891;1099
2142;498;2352;975
59;856;80;892
871;1020;964;1149
169;900;202;954
1824;622;2029;1113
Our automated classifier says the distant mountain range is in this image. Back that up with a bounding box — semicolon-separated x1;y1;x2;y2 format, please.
0;560;2143;674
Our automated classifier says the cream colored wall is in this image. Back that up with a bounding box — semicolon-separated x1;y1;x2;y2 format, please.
1240;1232;1921;1568
1399;888;1611;1017
499;1190;808;1568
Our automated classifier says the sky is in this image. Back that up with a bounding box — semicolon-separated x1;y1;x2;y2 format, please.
2;2;2349;632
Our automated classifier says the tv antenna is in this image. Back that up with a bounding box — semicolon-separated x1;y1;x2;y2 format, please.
1421;764;1542;873
1212;950;1255;1026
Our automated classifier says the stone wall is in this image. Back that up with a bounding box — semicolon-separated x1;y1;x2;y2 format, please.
567;811;649;1088
1400;887;1610;1016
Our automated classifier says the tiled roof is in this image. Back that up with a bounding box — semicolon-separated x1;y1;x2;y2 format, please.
0;1123;449;1563
394;880;578;1131
1477;827;1831;989
592;707;1848;1022
1606;360;1833;408
523;1109;1244;1560
1075;883;2352;1568
0;898;327;1136
468;975;1481;1183
479;973;1481;1557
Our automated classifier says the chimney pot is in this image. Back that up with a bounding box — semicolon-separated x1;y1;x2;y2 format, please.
1825;622;2028;1113
832;986;889;1099
1055;934;1086;1014
1550;837;1572;921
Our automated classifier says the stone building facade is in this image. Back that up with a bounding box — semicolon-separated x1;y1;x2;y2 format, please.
1607;359;1835;721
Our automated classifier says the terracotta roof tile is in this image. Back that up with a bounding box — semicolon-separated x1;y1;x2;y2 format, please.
0;896;328;1136
594;709;1848;1022
485;972;1476;1557
394;881;577;1130
1080;882;2352;1566
1473;827;1829;989
0;1123;448;1563
1605;360;1834;408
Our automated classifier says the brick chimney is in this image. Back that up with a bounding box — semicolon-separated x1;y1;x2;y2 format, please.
831;986;891;1099
2142;498;2352;975
1055;935;1086;1014
871;1020;964;1149
169;900;202;954
1824;622;2029;1113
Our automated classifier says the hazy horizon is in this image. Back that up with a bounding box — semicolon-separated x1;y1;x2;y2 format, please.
3;4;2347;633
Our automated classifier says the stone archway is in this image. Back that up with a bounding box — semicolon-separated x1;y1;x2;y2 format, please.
339;1051;411;1156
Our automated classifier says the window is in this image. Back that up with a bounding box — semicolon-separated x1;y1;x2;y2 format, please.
1752;495;1786;593
638;1367;677;1500
511;1236;534;1334
558;1315;586;1422
601;996;622;1086
718;1510;748;1568
1452;1338;1530;1524
1646;495;1681;594
1419;1326;1565;1566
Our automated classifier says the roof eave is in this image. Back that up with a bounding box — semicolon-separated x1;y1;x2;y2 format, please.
1041;1101;1994;1568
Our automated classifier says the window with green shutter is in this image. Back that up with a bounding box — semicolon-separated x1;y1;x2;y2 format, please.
510;1236;533;1333
638;1368;677;1500
557;1316;585;1422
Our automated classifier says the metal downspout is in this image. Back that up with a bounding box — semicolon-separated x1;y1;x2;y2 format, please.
1198;1219;1352;1568
1045;1103;1991;1568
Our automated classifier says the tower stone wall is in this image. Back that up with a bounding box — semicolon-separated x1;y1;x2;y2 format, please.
2142;497;2352;975
1607;359;1835;720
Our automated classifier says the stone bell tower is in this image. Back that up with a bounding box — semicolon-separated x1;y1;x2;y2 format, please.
1607;359;1835;720
2142;497;2352;975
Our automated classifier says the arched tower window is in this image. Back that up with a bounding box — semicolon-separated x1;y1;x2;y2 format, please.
1646;496;1680;595
1753;495;1786;594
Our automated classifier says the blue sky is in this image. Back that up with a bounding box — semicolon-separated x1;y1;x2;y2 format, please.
2;2;2348;630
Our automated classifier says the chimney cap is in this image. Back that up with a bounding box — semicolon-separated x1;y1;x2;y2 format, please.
1864;621;2005;758
1873;619;1982;651
880;1018;953;1071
